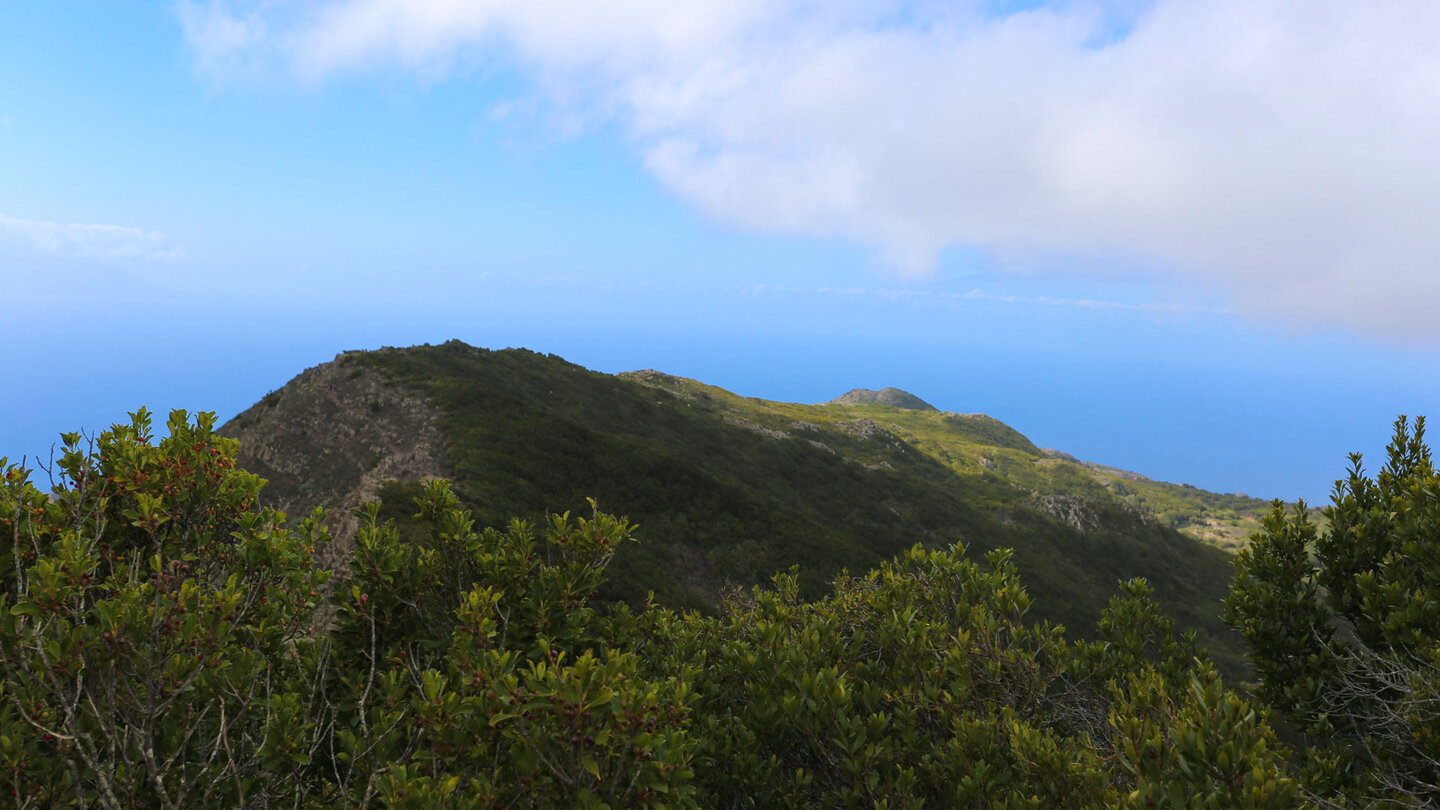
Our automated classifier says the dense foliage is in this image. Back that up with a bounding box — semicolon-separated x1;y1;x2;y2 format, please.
3;409;1309;807
1227;416;1440;806
0;410;329;806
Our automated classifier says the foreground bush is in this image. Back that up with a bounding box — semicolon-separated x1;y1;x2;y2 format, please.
3;410;1305;807
1228;416;1440;806
0;410;328;807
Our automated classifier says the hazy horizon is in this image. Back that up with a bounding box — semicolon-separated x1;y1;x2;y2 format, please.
7;1;1440;504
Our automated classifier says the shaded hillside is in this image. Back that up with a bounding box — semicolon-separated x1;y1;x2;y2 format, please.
222;340;1253;673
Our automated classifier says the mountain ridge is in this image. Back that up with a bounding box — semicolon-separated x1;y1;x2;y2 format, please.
220;340;1266;674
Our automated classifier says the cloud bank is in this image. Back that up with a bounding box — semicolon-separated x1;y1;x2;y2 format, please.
180;0;1440;340
0;214;186;261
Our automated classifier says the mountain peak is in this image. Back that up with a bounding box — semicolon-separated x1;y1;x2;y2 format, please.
826;387;937;411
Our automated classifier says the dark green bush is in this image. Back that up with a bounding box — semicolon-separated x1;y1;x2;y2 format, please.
1;409;1304;807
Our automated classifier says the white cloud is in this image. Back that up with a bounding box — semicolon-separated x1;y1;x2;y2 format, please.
179;0;1440;340
0;214;186;261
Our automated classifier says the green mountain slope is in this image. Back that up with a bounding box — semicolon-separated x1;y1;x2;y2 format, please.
221;340;1262;674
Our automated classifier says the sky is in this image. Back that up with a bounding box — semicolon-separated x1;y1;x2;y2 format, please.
4;0;1440;505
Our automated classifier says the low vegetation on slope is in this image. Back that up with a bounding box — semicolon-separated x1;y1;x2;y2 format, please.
629;368;1269;550
267;341;1244;673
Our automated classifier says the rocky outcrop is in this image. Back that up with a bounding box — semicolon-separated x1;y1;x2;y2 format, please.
835;419;891;440
219;354;445;573
1033;494;1103;534
1032;494;1155;535
723;417;789;440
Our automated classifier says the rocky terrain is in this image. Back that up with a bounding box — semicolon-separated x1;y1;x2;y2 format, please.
220;355;446;572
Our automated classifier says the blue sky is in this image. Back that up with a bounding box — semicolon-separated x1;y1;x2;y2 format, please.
5;1;1440;504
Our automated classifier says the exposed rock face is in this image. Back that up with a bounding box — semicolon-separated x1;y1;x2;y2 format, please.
618;369;692;397
1033;494;1102;534
1032;494;1153;535
723;417;790;440
835;419;891;440
219;354;446;573
825;387;937;411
